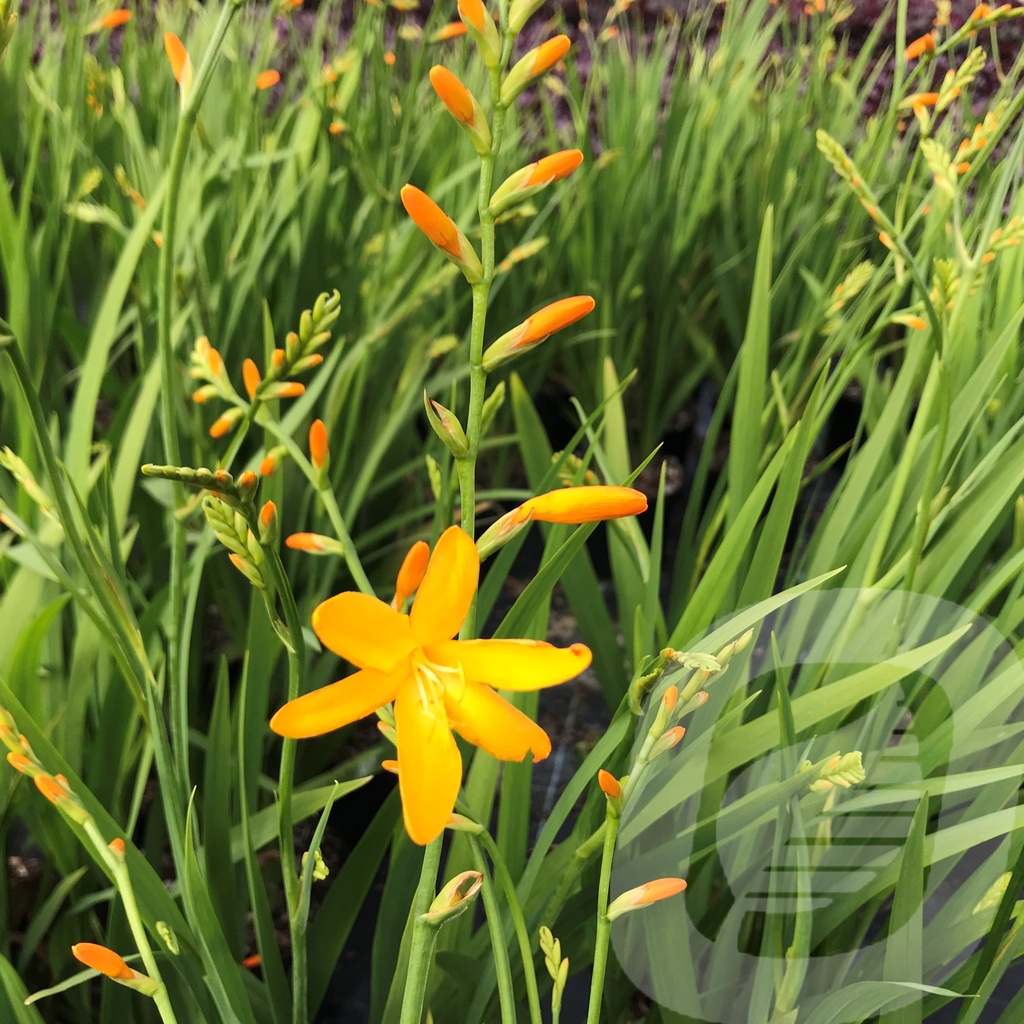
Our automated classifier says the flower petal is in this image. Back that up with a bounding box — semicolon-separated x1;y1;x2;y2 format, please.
410;526;478;644
395;677;463;845
427;638;592;690
312;593;417;670
269;666;406;738
444;682;552;762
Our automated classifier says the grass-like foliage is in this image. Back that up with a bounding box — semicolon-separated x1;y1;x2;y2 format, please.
2;0;1024;1022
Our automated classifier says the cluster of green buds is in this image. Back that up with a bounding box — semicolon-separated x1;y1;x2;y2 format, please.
539;926;570;1021
203;493;274;589
665;627;755;706
799;750;866;793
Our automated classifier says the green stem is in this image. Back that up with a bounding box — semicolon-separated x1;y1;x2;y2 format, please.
469;839;517;1024
585;813;620;1024
538;822;607;928
83;820;180;1024
400;836;443;1024
260;542;308;1024
158;0;243;803
475;826;545;1024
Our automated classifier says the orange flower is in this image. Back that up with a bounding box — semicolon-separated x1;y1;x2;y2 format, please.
394;540;430;608
255;69;281;91
524;149;584;187
270;527;592;844
905;33;935;60
400;185;462;257
309;419;329;470
429;66;475;124
71;943;134;981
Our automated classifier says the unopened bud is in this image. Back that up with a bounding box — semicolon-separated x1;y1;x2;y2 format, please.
650;726;685;757
424;393;469;458
606;878;687;922
421;870;484;925
258;501;278;543
309;418;329;475
500;36;571;105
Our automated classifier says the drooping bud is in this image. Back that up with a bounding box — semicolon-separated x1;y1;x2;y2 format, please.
500;36;571;105
401;185;483;282
429;65;492;154
424;393;469;458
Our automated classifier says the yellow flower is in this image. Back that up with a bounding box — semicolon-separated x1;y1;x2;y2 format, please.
270;526;592;844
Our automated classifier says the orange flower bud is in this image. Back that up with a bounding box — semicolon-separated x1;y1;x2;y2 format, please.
89;9;132;32
384;51;396;66
164;32;192;91
382;759;400;774
511;485;646;525
210;409;242;439
259;503;276;528
109;837;126;856
260;453;277;476
904;33;935;61
458;0;488;32
265;381;305;399
35;773;67;804
309;418;329;471
651;725;686;756
243;358;261;399
432;21;468;41
394;540;430;607
501;35;571;104
242;954;262;969
522;296;595;345
606;878;687;921
909;91;940;111
272;348;286;369
598;769;621;799
286;532;327;552
72;943;135;981
662;685;679;712
237;470;258;493
430;66;475;124
6;751;34;775
400;185;462;258
524;149;584;187
256;69;280;91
